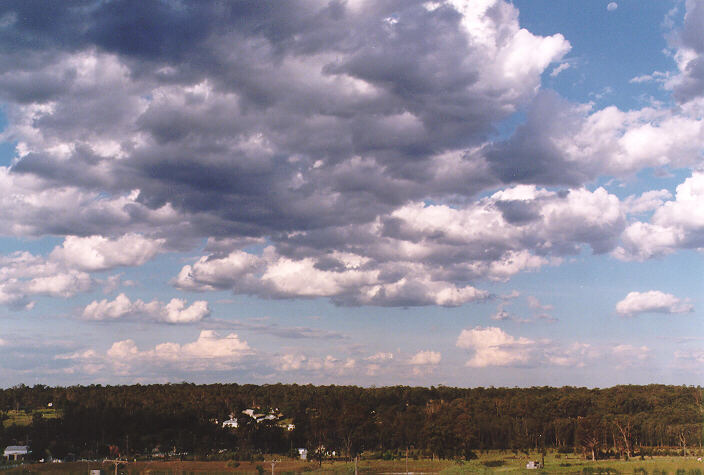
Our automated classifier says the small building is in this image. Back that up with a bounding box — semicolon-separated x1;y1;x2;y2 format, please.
298;448;308;460
526;460;543;469
222;417;238;429
4;445;29;461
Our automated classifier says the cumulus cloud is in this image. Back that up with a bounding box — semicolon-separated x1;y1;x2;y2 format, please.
365;352;394;362
56;330;253;377
614;173;704;261
108;330;252;373
0;0;698;327
487;91;704;186
607;3;618;12
0;251;95;308
666;0;704;102
615;290;693;316
456;326;534;367
170;184;631;305
51;234;165;271
409;350;441;366
0;0;568;249
82;293;211;323
277;353;355;375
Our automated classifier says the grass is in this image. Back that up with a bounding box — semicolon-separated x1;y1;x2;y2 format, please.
5;451;704;473
438;451;704;473
2;408;62;427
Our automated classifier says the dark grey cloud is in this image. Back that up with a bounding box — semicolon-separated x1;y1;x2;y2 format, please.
486;91;591;187
1;0;568;243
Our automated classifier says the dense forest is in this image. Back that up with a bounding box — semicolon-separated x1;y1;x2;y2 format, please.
0;384;701;462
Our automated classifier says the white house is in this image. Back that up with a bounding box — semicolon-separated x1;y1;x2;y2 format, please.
222;417;238;429
4;445;29;461
298;448;308;460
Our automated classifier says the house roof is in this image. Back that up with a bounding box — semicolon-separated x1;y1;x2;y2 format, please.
4;446;29;455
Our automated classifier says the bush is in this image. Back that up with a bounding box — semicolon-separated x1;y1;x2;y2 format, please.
226;460;240;468
255;464;265;475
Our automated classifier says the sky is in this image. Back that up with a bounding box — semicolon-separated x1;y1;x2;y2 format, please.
0;0;703;388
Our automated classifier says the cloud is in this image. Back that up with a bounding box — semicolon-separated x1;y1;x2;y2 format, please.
0;0;569;252
82;293;211;323
107;330;252;373
409;350;441;366
614;173;704;261
623;189;672;214
0;0;698;326
174;247;490;307
277;353;355;375
545;343;597;367
54;330;253;378
365;352;394;362
607;3;618;12
487;91;704;186
666;0;704;102
408;350;441;375
527;296;553;311
0;251;94;307
50;234;165;271
456;326;535;367
205;318;348;340
612;344;650;366
615;290;693;316
550;62;571;77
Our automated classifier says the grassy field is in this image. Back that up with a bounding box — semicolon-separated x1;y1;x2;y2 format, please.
5;453;704;474
2;408;62;427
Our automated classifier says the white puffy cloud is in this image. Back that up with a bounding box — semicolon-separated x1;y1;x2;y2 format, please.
175;246;490;307
105;330;252;373
0;251;94;307
365;352;394;362
545;343;597;367
408;350;441;375
615;290;693;316
56;330;253;377
456;326;534;367
607;3;618;12
276;353;356;375
615;173;704;260
623;189;673;214
666;0;704;102
50;234;165;272
82;293;210;323
409;350;441;366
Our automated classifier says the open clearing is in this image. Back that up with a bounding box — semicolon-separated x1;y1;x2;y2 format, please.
5;452;704;474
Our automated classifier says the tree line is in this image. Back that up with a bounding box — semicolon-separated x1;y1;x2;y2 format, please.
0;383;701;462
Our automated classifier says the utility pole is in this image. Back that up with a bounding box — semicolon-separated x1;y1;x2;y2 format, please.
406;446;409;475
267;458;279;475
